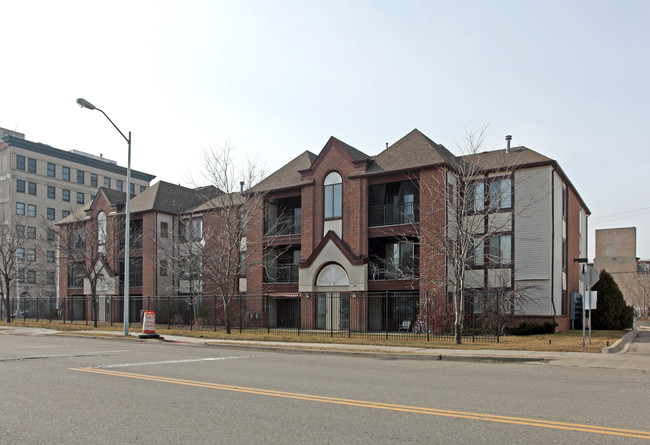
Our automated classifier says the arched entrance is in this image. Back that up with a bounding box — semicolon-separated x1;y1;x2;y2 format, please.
315;264;350;330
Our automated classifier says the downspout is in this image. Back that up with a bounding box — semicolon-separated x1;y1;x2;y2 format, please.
551;169;556;321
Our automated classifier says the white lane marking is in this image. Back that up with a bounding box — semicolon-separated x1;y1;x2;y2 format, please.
94;356;257;368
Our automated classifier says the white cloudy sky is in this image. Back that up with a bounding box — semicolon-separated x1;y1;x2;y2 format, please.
2;0;649;259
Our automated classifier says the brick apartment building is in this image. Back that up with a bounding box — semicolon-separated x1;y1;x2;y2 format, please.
57;129;589;331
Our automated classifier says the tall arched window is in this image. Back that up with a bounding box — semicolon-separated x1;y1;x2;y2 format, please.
324;172;342;219
97;212;107;245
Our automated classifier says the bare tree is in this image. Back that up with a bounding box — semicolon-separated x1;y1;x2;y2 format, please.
0;213;38;322
415;127;541;343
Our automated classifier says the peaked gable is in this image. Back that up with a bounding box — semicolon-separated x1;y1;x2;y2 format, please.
300;137;371;178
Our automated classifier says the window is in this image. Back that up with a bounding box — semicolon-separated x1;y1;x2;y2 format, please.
239;252;246;277
47;271;55;285
467;238;485;268
130;183;135;196
47;186;55;199
119;257;143;287
62;189;70;201
324;172;342;219
16;248;24;260
488;177;512;210
47;229;55;241
47;163;56;177
16;155;25;170
160;221;168;238
27;270;36;284
98;212;107;245
27;226;36;239
467;181;485;212
104;177;111;188
90;173;98;187
16;225;25;238
47;207;55;220
16;179;25;193
28;158;36;173
91;194;95;201
28;182;36;195
488;234;512;266
77;192;84;204
140;185;146;192
130;219;143;249
62;167;70;181
116;180;123;192
28;204;36;217
179;218;202;242
77;170;84;184
562;239;568;270
17;268;24;283
562;186;568;219
16;202;25;215
385;242;416;279
27;249;36;261
68;262;85;288
62;210;70;218
159;260;168;276
47;250;55;263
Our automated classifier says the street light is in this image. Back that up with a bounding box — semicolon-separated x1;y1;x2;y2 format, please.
77;98;132;336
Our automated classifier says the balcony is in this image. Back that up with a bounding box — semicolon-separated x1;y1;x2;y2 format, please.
265;214;302;237
368;203;419;227
264;263;299;283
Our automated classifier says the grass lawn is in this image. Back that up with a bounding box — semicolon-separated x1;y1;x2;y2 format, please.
0;320;626;353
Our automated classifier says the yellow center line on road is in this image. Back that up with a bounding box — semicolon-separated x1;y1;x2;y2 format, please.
70;367;650;440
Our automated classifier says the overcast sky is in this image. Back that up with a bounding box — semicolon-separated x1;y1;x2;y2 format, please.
2;0;649;259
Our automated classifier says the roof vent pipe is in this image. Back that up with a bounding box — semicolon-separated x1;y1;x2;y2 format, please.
505;135;512;153
240;181;245;194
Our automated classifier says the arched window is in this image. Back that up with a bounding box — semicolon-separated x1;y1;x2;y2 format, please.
316;263;349;286
324;172;342;219
98;212;107;245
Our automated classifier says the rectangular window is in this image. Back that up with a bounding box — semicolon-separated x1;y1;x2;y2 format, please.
27;226;36;239
47;207;55;220
489;177;512;210
140;185;146;192
562;186;568;219
324;183;342;219
62;167;70;181
130;183;135;196
130;219;143;249
119;257;143;287
28;182;37;195
160;221;169;238
16;179;25;193
16;155;25;170
62;189;70;201
90;173;98;187
179;218;203;242
16;248;24;261
77;192;84;204
47;250;55;263
17;268;24;283
385;242;416;278
239;252;247;276
27;249;36;261
16;202;25;215
467;238;484;268
28;204;36;217
159;260;168;276
47;186;55;199
104;177;111;188
562;239;568;270
488;234;512;266
62;210;70;218
68;262;85;288
47;163;56;177
47;271;55;285
27;270;36;284
116;180;123;192
16;225;25;238
467;181;485;212
47;229;55;241
77;170;84;184
28;158;36;173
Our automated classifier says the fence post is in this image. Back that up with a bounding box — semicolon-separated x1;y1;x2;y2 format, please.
239;293;243;334
385;291;389;340
298;297;301;336
496;290;500;343
167;295;171;330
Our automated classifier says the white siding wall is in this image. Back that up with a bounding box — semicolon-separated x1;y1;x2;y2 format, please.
514;166;553;315
553;171;564;316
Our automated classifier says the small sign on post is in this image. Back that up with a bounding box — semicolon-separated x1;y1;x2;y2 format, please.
139;310;160;339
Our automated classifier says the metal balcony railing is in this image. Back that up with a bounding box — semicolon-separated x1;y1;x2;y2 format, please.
265;215;302;236
368;203;419;227
264;263;300;283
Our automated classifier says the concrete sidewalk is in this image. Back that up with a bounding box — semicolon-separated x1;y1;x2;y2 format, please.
3;325;647;371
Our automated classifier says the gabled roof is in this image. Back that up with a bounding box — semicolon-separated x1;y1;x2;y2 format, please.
367;129;457;174
191;192;246;213
129;181;220;215
252;151;318;192
460;146;553;171
333;137;371;162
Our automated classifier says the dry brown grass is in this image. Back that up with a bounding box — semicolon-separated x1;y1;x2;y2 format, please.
0;320;625;353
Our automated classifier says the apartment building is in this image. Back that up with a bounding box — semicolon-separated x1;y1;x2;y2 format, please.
56;129;589;331
0;129;155;306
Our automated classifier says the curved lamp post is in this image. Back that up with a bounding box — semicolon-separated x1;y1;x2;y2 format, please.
76;98;132;336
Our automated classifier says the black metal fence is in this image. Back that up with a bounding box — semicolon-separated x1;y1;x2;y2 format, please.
1;291;513;343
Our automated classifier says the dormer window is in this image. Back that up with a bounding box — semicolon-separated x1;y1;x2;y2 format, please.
324;172;342;219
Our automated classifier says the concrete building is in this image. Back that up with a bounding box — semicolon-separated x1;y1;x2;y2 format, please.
0;130;155;309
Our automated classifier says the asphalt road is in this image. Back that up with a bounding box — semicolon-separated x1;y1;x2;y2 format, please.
1;333;648;444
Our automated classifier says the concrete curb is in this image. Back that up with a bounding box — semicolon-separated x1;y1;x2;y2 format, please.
602;330;638;353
